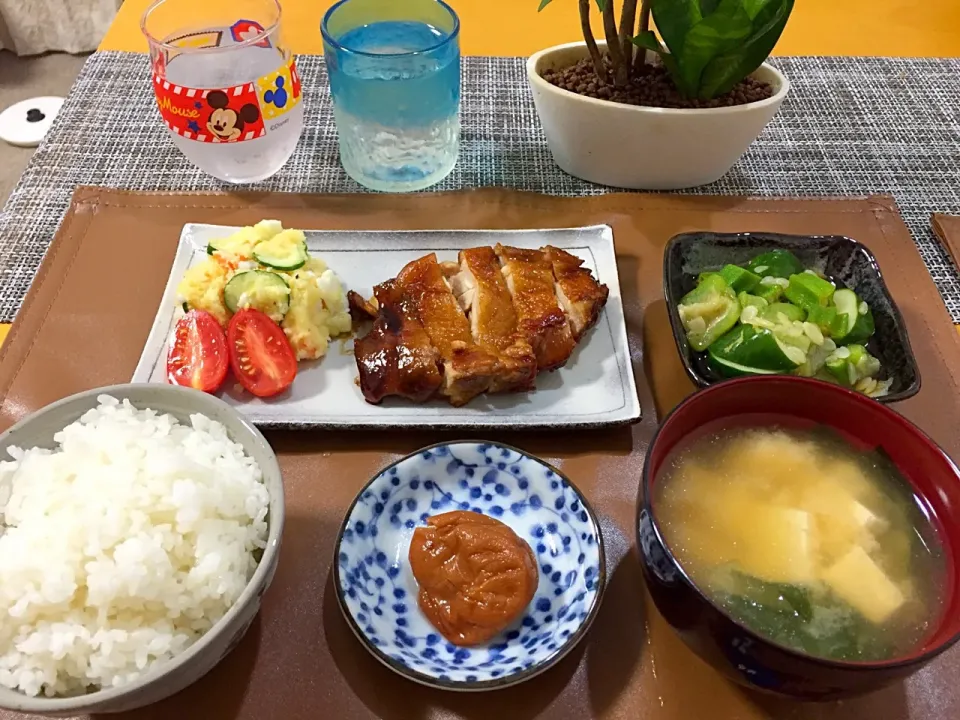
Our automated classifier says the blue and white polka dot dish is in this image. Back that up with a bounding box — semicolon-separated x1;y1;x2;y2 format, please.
334;441;606;691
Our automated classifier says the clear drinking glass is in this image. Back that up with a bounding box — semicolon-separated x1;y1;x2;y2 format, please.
142;0;304;183
321;0;461;192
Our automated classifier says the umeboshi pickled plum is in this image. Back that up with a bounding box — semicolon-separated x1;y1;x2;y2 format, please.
409;510;539;646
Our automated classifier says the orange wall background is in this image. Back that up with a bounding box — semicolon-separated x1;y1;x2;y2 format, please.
104;0;960;58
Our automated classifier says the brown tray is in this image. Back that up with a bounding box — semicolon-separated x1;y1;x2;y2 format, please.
1;188;959;720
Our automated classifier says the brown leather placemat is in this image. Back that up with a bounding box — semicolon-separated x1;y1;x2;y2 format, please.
1;188;959;720
933;213;960;270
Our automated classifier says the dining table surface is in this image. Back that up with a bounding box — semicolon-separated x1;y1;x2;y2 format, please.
1;2;960;719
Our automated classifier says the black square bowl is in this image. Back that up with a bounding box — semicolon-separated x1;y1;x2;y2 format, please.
663;232;921;403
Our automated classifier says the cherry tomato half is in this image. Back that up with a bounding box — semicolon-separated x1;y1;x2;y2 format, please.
227;308;297;398
166;310;229;393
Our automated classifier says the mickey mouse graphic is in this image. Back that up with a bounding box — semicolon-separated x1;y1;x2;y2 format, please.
205;90;260;141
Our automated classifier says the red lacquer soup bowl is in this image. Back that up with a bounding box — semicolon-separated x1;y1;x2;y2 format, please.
636;375;960;700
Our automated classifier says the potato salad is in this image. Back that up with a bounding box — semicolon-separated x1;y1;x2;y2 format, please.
176;220;352;362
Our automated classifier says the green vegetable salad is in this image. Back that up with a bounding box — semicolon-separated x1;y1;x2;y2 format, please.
677;249;892;397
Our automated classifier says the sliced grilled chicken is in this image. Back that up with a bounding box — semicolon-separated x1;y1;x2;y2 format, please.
352;245;609;406
347;290;379;321
494;244;575;371
354;280;442;404
544;246;610;339
396;253;501;406
448;267;476;314
439;260;460;279
451;247;537;392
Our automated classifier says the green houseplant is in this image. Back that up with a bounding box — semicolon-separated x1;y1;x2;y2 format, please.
527;0;796;189
539;0;794;101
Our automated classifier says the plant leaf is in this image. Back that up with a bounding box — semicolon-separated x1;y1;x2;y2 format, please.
595;0;607;11
676;0;754;98
631;31;666;57
644;0;795;100
650;0;702;57
698;0;793;97
742;0;775;17
699;0;722;14
631;32;688;95
538;0;555;10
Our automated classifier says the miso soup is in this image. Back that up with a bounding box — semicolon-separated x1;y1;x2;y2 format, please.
654;421;945;662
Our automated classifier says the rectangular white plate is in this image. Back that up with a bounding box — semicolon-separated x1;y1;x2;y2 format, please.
132;224;640;429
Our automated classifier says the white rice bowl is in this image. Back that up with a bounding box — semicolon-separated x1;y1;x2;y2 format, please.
0;395;270;698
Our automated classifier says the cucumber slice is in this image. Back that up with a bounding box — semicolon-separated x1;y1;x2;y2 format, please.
223;270;290;319
709;356;782;378
833;289;875;344
253;229;308;270
833;289;858;331
708;324;804;377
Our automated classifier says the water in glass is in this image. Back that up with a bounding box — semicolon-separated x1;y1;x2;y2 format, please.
324;0;460;192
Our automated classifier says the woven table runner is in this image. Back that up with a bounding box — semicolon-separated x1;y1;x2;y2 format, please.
1;52;959;324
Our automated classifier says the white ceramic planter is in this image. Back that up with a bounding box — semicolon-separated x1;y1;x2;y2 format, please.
527;41;790;190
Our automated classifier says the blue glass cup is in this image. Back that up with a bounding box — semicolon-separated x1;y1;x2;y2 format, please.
321;0;460;192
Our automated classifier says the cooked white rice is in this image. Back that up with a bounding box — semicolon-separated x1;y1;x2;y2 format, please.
0;396;269;697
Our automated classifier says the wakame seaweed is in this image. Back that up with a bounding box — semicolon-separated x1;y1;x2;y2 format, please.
717;573;894;661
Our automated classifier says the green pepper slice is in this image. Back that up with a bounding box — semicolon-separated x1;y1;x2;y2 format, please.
806;305;845;337
738;292;768;312
784;272;836;311
718;264;762;293
761;302;806;324
746;250;805;279
755;282;784;303
825;344;881;386
678;275;740;352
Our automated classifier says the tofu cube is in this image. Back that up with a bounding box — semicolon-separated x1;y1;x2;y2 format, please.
733;505;816;585
822;545;905;624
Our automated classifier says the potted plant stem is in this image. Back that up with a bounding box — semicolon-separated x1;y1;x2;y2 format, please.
527;0;795;189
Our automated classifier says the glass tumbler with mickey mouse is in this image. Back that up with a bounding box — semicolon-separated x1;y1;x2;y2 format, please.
142;0;303;183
